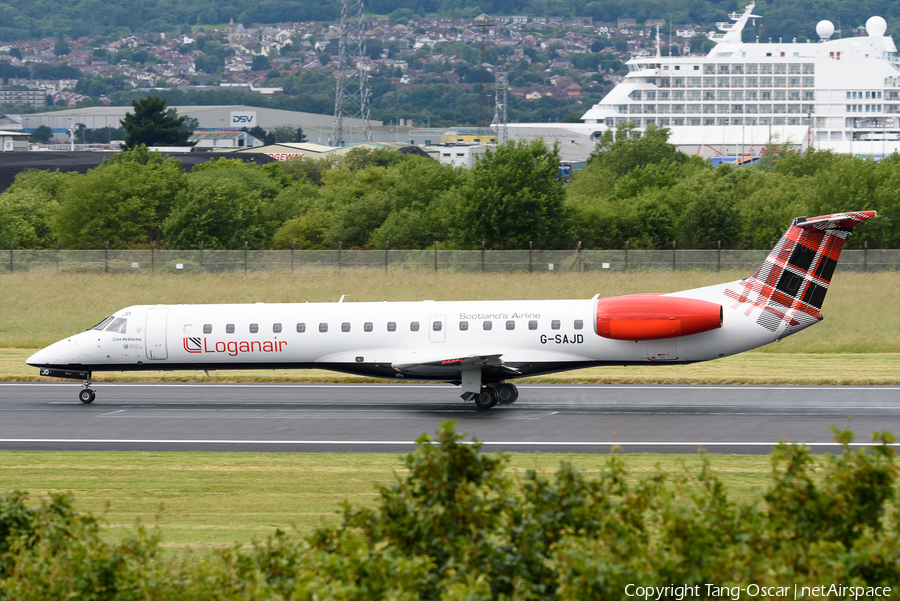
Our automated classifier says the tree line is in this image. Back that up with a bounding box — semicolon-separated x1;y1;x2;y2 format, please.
1;127;899;251
0;422;898;598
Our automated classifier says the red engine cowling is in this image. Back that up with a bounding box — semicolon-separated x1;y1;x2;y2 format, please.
595;295;723;341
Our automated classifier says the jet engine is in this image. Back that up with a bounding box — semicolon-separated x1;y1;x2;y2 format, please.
595;295;723;341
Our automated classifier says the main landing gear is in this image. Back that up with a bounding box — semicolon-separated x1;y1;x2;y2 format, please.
79;374;95;404
473;383;518;410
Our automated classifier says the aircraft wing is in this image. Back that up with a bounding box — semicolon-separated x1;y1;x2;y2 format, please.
392;353;521;380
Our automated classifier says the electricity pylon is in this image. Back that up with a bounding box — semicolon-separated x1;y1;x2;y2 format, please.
332;0;372;146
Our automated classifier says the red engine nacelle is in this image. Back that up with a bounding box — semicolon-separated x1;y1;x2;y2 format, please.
595;295;723;341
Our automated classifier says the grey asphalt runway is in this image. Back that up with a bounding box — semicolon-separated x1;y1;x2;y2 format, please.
0;382;898;454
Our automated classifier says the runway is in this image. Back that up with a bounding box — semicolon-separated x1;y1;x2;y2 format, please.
1;382;899;454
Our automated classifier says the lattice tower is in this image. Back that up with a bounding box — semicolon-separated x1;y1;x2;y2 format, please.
493;70;508;144
474;17;497;138
332;0;372;146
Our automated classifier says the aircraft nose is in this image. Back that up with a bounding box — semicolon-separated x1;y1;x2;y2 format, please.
25;348;48;366
26;338;78;366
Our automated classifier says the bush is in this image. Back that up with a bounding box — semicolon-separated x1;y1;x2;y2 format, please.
1;424;898;599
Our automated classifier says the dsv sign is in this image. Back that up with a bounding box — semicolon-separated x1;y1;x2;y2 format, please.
230;111;257;127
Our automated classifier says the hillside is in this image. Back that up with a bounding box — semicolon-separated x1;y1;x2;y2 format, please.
0;0;897;44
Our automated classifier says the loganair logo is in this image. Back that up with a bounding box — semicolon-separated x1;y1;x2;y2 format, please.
182;337;287;357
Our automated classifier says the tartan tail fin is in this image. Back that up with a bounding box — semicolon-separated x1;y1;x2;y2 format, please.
725;211;876;337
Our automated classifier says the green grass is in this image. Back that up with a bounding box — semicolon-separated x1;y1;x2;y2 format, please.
1;271;898;353
0;450;774;549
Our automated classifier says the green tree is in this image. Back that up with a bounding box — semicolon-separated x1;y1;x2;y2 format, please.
450;139;570;248
28;125;53;144
120;96;195;149
53;39;70;56
251;54;270;71
271;125;300;143
8;48;21;60
52;146;187;248
163;159;287;249
246;125;275;146
588;123;688;176
0;170;68;248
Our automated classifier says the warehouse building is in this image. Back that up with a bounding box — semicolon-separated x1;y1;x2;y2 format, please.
1;105;381;144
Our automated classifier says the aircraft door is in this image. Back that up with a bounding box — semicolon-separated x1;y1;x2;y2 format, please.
145;308;169;360
429;315;446;343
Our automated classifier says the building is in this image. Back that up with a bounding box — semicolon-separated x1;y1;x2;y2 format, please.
5;105;381;144
0;129;30;152
437;145;486;169
235;141;391;161
189;130;261;149
0;88;47;108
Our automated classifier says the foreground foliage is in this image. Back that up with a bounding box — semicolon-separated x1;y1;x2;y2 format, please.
0;422;898;599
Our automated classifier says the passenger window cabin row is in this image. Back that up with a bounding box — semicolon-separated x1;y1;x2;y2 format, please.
184;320;585;335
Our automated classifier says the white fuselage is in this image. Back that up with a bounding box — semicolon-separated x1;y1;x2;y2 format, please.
26;279;779;382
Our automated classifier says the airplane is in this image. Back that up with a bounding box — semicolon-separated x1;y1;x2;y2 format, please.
26;210;874;409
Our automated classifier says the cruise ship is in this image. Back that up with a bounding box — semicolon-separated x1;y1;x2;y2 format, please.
579;2;900;158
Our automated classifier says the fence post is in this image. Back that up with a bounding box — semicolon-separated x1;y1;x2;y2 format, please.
338;241;342;275
199;241;203;269
576;241;582;273
434;241;438;273
717;240;721;272
481;241;485;273
290;241;295;274
672;240;676;272
385;240;389;274
244;241;248;274
104;240;109;274
529;241;533;273
864;240;868;272
151;240;155;274
55;240;59;274
8;241;12;274
625;240;629;272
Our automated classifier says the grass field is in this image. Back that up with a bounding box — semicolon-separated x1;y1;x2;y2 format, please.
0;450;776;549
2;271;897;352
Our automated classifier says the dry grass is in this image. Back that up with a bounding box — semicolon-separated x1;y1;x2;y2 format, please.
1;270;898;353
0;450;773;549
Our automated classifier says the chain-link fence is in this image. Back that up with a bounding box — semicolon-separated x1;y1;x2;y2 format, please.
4;248;900;275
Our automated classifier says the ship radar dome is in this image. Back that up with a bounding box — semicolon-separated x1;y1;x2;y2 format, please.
866;16;887;37
816;20;835;40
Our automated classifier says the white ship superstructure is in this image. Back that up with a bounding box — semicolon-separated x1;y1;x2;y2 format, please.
580;3;900;158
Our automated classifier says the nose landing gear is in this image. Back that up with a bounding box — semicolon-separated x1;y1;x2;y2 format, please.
79;374;95;404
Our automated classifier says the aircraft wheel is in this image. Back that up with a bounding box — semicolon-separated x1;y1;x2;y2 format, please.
496;383;518;405
474;387;498;410
79;389;95;404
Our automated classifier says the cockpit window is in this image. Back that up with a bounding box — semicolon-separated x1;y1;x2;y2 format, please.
92;316;115;331
105;317;128;333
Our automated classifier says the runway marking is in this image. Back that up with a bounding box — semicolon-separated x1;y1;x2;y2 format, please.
0;438;891;447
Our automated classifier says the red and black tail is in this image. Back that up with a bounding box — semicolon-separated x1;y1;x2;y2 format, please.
725;211;876;336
